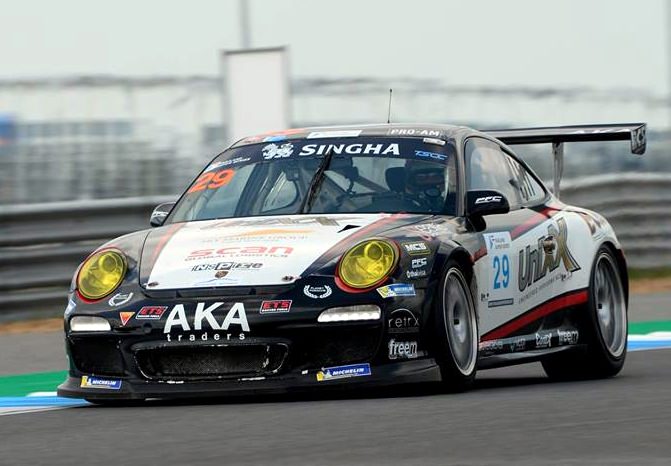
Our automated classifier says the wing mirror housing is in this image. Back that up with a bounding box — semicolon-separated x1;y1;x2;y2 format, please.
466;190;510;218
150;202;176;227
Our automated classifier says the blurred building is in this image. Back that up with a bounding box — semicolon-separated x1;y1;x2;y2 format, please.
0;76;669;205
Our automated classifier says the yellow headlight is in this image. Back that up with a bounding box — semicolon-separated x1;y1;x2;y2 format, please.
77;250;127;300
338;240;397;289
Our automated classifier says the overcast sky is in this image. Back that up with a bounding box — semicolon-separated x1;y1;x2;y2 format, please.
1;0;668;93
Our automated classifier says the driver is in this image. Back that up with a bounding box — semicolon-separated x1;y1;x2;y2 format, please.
404;161;447;211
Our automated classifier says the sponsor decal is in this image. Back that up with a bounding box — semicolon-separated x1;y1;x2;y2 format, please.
205;229;312;244
401;241;430;255
80;376;122;390
387;128;442;137
377;283;416;298
484;232;511;252
186;246;293;261
509;337;526;352
244;128;305;143
191;262;263;272
411;258;427;268
484;233;512;299
163;302;249;342
119;312;135;326
150;210;168;223
406;269;427;279
204;157;251;172
204;215;362;228
388;309;420;334
557;329;579;345
518;218;580;293
299;143;400;156
316;363;371;381
263;135;287;142
136;306;168;320
487;298;514;308
573;210;607;238
303;285;333;299
479;339;504;352
411;223;451;238
388;339;418;360
414;150;446;161
108;292;133;307
307;130;362;139
262;142;294;159
475;195;502;205
260;300;292;314
535;332;552;349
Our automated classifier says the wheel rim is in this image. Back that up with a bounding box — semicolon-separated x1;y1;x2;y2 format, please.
442;269;478;375
594;252;627;358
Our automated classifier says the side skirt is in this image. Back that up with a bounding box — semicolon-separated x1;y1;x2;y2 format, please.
477;344;587;370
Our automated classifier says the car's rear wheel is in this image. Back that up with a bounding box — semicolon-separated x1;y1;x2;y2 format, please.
434;261;478;392
542;246;627;380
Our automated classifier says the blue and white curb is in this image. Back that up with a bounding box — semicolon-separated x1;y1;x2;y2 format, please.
627;332;671;351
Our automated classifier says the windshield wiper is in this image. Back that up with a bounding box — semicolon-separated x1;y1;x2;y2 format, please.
300;147;334;214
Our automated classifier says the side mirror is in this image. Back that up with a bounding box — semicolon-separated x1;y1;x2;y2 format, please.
150;202;176;227
466;190;510;218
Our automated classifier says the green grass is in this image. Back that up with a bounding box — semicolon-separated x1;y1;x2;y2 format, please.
0;371;68;397
628;267;671;280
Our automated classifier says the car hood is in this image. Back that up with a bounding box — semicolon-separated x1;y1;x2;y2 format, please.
140;213;425;290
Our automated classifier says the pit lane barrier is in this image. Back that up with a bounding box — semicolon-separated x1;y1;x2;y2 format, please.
0;173;669;322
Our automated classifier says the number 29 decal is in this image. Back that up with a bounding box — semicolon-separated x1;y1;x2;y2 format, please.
187;169;235;194
492;254;510;289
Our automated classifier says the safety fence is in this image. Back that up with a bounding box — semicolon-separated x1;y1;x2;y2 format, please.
0;174;669;322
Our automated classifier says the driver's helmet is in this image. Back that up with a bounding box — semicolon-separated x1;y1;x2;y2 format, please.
405;160;446;197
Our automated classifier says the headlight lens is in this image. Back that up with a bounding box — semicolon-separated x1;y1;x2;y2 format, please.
338;239;397;289
77;249;127;300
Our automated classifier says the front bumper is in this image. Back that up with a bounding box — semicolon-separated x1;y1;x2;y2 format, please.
58;283;433;400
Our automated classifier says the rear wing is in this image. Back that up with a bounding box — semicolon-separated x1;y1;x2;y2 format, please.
484;123;647;197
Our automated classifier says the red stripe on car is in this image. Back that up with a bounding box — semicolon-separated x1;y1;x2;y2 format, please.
481;289;589;341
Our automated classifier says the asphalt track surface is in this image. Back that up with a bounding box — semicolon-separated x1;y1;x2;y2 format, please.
1;293;670;466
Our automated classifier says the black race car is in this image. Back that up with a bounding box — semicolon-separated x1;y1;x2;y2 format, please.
58;122;645;401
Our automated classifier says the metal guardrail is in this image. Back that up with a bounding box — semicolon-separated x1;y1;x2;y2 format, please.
1;174;669;322
0;196;170;321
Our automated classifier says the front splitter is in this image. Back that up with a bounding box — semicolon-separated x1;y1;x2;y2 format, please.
57;359;442;401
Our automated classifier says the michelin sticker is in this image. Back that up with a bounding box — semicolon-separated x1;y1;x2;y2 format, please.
80;376;122;390
377;283;416;298
316;363;371;381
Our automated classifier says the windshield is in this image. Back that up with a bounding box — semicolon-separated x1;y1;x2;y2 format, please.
168;137;457;223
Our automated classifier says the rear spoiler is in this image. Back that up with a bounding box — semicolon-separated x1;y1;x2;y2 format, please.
484;123;647;197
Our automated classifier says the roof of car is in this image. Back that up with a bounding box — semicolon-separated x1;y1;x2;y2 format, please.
232;123;485;147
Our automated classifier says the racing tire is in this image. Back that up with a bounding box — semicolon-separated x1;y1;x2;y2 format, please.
433;261;479;392
542;246;627;380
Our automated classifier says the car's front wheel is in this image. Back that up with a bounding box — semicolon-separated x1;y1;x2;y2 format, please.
433;261;479;392
542;246;628;380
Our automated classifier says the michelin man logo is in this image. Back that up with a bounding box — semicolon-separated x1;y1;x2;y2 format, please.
262;143;294;160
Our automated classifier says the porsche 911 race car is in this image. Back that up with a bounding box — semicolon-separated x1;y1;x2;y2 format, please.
58;122;646;401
